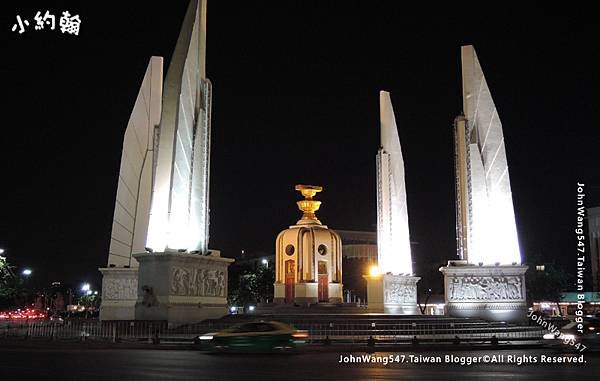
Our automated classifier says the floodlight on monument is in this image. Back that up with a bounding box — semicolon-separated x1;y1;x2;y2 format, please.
81;283;90;292
21;269;32;276
368;265;381;277
0;249;4;255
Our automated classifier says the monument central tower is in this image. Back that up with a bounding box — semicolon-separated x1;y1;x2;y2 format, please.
273;185;343;305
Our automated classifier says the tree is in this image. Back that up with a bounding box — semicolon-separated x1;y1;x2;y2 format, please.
254;265;274;303
0;257;23;308
526;264;571;316
228;263;274;308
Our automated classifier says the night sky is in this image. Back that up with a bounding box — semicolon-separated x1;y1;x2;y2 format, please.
1;2;598;291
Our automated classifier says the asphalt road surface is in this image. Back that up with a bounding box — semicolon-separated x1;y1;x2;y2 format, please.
0;345;597;380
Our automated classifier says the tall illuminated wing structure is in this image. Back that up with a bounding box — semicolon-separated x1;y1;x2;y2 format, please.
102;0;232;324
455;45;521;265
146;0;212;254
107;57;163;267
376;91;413;275
108;0;211;267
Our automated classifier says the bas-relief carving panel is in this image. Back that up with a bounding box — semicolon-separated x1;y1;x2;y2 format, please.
448;275;523;302
170;266;225;297
384;280;417;304
103;277;138;300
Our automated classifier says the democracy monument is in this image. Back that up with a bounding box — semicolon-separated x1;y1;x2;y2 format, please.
99;0;527;325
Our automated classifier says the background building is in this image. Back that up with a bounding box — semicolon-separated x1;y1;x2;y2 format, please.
588;207;600;292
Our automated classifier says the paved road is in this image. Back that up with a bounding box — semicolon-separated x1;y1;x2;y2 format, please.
0;346;597;380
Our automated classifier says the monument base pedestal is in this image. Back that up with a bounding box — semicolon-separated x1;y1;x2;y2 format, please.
440;261;528;323
273;282;343;306
364;274;420;314
99;267;139;320
133;251;234;326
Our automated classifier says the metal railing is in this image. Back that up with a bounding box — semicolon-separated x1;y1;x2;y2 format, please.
0;318;544;344
1;320;167;342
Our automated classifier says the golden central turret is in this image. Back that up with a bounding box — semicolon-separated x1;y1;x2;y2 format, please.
295;184;322;225
274;184;343;305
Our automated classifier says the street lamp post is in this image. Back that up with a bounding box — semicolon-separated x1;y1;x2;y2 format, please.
418;288;433;314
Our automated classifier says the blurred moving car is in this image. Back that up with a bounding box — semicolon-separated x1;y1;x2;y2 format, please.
543;317;600;350
195;321;308;352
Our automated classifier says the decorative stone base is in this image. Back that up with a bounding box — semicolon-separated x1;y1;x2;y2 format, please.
99;267;139;320
364;273;420;314
133;251;234;326
328;283;343;304
439;261;528;323
273;282;343;305
273;283;285;304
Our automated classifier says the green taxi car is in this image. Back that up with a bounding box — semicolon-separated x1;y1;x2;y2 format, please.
196;321;308;352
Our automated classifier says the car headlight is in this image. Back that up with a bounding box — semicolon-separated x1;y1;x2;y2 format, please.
199;334;214;340
561;334;576;341
543;333;557;340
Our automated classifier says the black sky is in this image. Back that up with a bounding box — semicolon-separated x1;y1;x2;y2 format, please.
1;1;598;290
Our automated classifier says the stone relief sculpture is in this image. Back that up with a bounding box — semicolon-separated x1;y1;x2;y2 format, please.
103;278;138;300
448;275;523;301
384;281;417;304
170;267;225;297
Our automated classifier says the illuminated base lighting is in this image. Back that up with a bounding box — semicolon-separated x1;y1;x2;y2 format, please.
369;265;381;277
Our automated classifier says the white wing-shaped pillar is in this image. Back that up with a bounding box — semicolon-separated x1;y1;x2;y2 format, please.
146;0;212;254
376;91;413;275
442;46;527;323
107;56;163;267
460;45;521;265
